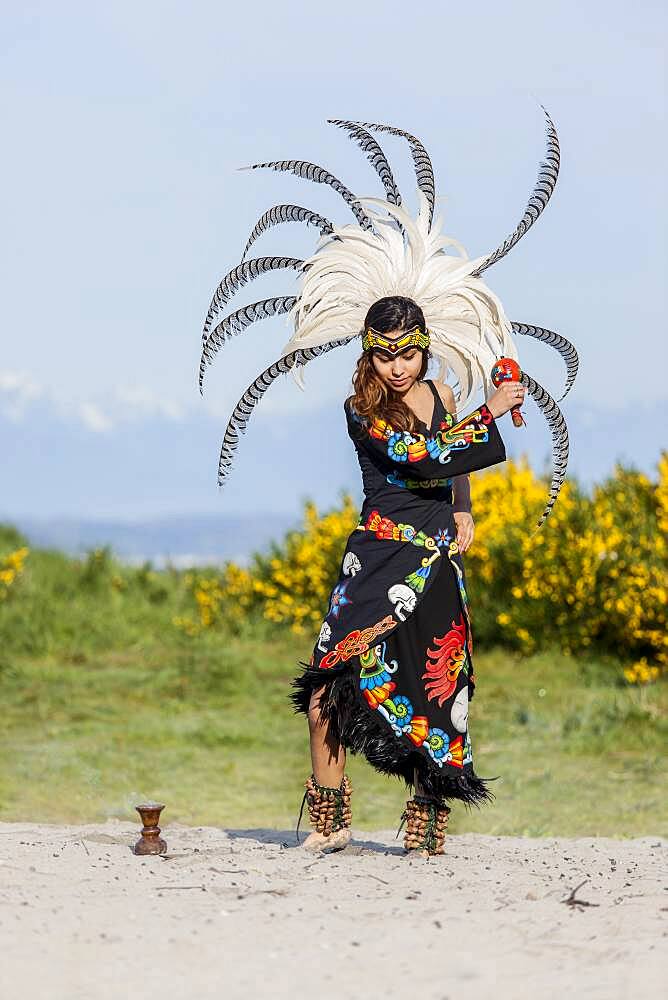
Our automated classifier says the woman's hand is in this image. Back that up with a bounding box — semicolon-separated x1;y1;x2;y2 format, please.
486;380;525;419
453;511;474;553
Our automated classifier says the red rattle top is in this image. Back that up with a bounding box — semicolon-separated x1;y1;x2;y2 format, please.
491;357;526;427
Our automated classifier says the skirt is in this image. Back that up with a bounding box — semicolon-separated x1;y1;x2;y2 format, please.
291;542;497;806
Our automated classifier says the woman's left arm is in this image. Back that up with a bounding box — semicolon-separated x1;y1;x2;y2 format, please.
434;382;475;554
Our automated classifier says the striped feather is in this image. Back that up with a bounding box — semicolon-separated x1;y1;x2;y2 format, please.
202;256;303;340
217;337;354;486
473;107;560;276
199;296;297;394
241;204;334;261
343;119;435;228
513;322;579;400
238;160;373;231
327;120;402;206
521;371;570;528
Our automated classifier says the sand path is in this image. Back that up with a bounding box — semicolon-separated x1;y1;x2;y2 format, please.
0;821;665;999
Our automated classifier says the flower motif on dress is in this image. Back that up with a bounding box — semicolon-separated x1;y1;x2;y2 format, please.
328;580;352;619
422;614;467;706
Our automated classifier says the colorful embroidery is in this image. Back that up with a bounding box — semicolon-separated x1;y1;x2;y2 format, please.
404;547;441;593
448;735;464;768
319;614;398;669
342;551;362;576
360;651;429;746
425;727;449;761
357;510;451;563
328;580;352;618
424;730;464;768
359;642;398;708
359;648;464;766
387;583;417;620
433;527;453;547
447;540;473;656
450;687;469;733
360;644;427;745
422;614;468;706
359;509;437;550
358;405;493;467
317;620;331;652
386;471;453;490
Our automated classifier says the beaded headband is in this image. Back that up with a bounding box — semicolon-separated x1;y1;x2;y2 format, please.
361;326;430;354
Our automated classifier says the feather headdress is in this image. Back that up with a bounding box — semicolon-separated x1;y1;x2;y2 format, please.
199;109;577;526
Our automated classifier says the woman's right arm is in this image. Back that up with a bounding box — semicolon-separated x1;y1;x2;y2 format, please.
345;396;507;480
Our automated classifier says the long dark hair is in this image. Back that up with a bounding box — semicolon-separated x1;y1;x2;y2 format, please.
351;296;431;432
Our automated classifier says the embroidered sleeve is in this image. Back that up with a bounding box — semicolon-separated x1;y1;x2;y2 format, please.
344;397;506;480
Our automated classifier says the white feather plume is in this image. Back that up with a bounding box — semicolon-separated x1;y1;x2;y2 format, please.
280;189;516;410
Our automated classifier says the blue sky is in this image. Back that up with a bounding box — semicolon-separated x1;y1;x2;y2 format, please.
1;1;666;520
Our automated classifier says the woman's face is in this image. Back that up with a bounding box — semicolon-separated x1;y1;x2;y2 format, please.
370;331;423;392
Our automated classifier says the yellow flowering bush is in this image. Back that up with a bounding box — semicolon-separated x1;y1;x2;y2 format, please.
0;546;29;600
657;452;668;535
175;456;667;682
473;457;667;679
464;458;586;649
174;496;358;636
250;496;358;634
173;572;226;635
623;658;660;686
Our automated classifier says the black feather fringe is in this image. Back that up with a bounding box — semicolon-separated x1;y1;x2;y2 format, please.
291;661;498;807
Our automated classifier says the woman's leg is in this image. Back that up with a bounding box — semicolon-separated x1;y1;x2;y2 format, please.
413;766;427;796
308;686;346;785
301;686;351;850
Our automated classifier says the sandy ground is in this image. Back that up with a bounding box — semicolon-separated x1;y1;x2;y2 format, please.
0;820;665;1000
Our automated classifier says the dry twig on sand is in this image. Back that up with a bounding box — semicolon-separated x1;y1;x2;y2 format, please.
561;879;599;911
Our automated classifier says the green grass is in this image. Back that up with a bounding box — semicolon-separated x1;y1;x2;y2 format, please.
1;523;666;837
1;622;665;837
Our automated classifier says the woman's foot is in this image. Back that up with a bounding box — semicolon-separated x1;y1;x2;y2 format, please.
301;827;352;853
298;773;353;850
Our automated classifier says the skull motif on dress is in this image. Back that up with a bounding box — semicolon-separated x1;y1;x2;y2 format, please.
317;620;332;652
387;583;417;621
342;551;362;576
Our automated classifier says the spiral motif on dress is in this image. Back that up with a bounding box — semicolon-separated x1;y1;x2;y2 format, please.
426;728;450;758
387;433;410;462
388;695;414;725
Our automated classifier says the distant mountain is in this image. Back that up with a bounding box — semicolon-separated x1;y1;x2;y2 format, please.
7;513;301;567
1;376;664;558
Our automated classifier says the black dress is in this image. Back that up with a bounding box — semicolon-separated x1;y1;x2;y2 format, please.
291;380;507;804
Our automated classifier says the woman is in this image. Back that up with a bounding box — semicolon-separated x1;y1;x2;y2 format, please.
291;295;525;855
199;111;574;856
